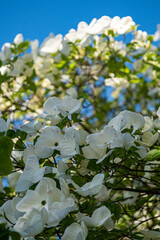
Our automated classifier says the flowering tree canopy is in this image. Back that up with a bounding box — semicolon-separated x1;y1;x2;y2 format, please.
0;16;160;240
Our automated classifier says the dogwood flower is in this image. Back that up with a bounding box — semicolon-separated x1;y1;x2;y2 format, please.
20;120;43;142
35;126;63;158
0;43;12;62
138;131;159;147
47;197;77;227
38;96;61;124
108;110;145;133
82;126;116;160
16;178;61;212
77;206;114;230
141;230;160;239
8;171;22;189
58;127;79;160
61;221;88;240
0;196;23;226
40;33;63;54
14;207;48;237
154;24;160;41
67;174;104;196
14;34;24;45
94;185;111;201
52;159;69;180
41;95;82;118
56;96;82;116
23;145;37;163
0;117;10;134
110;16;135;34
15;155;46;192
110;132;135;150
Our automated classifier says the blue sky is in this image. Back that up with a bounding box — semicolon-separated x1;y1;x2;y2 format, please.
0;0;159;47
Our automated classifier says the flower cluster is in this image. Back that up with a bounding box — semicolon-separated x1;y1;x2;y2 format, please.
0;93;160;239
0;15;160;128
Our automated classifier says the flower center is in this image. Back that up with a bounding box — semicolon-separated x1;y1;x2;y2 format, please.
41;200;46;206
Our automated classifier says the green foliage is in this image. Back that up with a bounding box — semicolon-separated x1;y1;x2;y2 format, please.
0;136;13;176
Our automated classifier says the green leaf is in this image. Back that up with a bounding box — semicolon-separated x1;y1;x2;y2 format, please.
6;130;16;139
20;131;27;140
105;203;121;221
9;231;21;240
0;136;14;176
145;149;160;161
15;139;25;150
55;60;67;69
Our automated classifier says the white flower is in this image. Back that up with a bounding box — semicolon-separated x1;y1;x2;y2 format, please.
40;33;63;54
14;34;24;45
82;145;105;160
122;191;138;205
134;30;148;42
108;110;145;133
62;221;88;240
40;96;61;122
57;96;82;116
15;155;46;192
8;171;22;189
94;185;111;201
20;120;43;142
52;160;69;180
0;196;23;226
23;145;37;163
16;178;61;212
77;206;113;230
0;117;10;134
105;75;128;88
87;126;116;149
78;159;89;176
42;96;82;118
138;131;159;147
82;126;116;160
47;197;77;227
59;127;79;160
141;230;160;239
154;24;160;41
65;16;110;47
110;16;135;34
21;120;43;135
0;65;10;75
0;43;12;62
35;126;63;158
110;132;135;150
67;174;104;197
14;207;48;237
143;116;154;132
136;146;147;159
30;39;39;59
66;88;78;98
157;106;160;119
86;16;111;35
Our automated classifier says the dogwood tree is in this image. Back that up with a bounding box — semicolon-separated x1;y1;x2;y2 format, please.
0;16;160;240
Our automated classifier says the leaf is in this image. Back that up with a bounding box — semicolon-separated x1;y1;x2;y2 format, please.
105;203;121;221
20;131;27;140
6;130;16;139
0;136;14;176
55;60;67;69
145;149;160;161
15;139;25;150
113;203;121;220
9;231;21;240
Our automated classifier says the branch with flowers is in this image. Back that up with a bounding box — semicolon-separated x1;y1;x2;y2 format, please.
0;16;160;240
